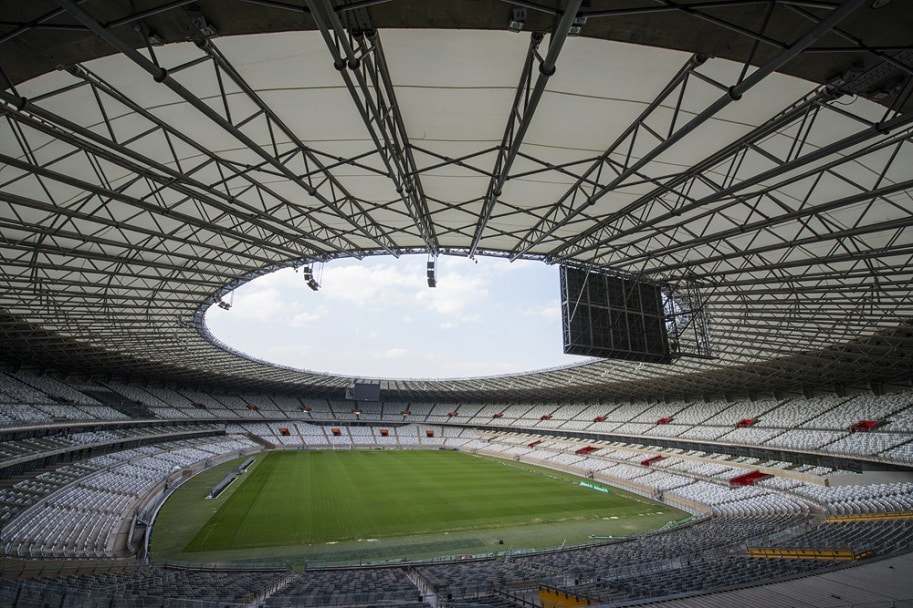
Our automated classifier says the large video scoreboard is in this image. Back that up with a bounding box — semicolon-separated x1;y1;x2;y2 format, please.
560;265;673;364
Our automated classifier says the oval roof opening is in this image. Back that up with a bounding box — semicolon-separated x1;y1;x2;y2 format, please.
205;255;591;379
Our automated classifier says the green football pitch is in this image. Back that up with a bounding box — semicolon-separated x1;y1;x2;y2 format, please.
152;450;689;565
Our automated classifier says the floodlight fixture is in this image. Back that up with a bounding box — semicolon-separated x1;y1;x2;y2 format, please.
187;9;218;37
568;15;587;36
216;291;233;310
427;256;437;288
508;7;526;32
132;22;162;46
303;265;320;291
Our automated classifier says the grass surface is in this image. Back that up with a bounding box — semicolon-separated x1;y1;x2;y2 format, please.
153;450;688;565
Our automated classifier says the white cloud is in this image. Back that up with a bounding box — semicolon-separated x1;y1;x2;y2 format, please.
411;355;523;378
290;307;325;327
525;298;561;321
317;256;492;323
382;348;408;359
267;343;313;357
230;287;286;323
414;271;488;319
321;262;424;307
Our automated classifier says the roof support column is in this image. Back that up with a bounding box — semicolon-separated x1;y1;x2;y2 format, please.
54;0;400;256
470;0;582;257
305;0;439;254
510;0;870;259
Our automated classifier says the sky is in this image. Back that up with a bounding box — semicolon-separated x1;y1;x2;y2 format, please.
204;255;591;379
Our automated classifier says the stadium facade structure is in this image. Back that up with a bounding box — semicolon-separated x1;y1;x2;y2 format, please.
1;1;913;606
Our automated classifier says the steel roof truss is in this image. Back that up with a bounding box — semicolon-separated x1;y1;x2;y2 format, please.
554;88;837;262
306;0;439;254
524;2;872;261
1;96;346;257
53;0;399;256
509;51;714;259
0;149;309;265
597;142;911;278
471;0;583;257
564;93;913;264
193;36;401;255
609;138;913;271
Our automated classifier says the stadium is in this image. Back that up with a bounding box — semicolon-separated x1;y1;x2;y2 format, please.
1;0;912;606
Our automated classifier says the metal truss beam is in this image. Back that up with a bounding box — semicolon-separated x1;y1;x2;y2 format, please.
505;50;712;259
710;249;913;284
709;297;911;319
615;174;913;274
29;64;366;255
54;0;401;256
0;283;218;309
0;143;312;264
195;36;404;254
654;217;913;279
1;254;242;298
306;0;439;254
470;0;582;257
509;0;868;259
555;96;913;264
1;290;215;313
1;179;308;279
548;85;839;262
714;277;913;299
0;98;340;266
0;200;263;274
408;144;499;180
579;1;838;19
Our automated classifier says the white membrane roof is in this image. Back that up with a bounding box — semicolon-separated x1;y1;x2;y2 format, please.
0;0;911;400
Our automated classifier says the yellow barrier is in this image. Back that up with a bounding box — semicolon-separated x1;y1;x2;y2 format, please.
747;548;871;560
825;512;913;523
539;586;594;607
